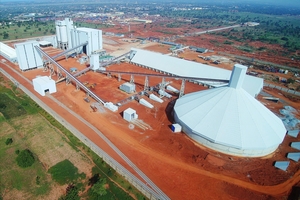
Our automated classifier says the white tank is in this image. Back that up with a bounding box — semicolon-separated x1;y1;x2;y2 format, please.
59;26;68;43
56;25;61;42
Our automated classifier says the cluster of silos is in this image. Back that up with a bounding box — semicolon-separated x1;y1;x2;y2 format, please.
55;18;73;50
55;18;103;57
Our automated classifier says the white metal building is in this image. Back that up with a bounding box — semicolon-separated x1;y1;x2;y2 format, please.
71;27;102;56
0;42;17;63
32;76;56;96
55;18;73;50
55;18;103;56
123;108;138;122
173;64;286;157
130;48;263;97
15;41;43;71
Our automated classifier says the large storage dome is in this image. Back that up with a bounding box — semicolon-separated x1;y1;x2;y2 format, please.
173;64;286;157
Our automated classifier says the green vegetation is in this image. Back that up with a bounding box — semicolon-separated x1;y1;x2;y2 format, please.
90;178;108;197
223;40;234;45
166;21;187;28
0;21;56;40
73;22;112;30
0;93;27;119
5;138;13;145
160;10;300;55
59;184;80;200
48;159;84;185
16;149;35;168
0;73;145;199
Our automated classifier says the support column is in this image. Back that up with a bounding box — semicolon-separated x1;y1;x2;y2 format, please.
130;75;134;83
179;79;185;98
159;77;166;98
49;63;55;76
144;76;149;91
118;74;121;82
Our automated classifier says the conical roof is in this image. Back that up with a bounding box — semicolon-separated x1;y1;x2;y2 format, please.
174;64;286;153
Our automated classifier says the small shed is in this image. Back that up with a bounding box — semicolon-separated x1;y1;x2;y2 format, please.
32;76;56;96
123;108;138;122
288;130;299;138
287;153;300;162
70;67;77;73
120;82;135;93
171;124;182;133
274;161;290;171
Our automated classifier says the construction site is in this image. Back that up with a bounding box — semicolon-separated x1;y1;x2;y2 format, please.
1;18;300;199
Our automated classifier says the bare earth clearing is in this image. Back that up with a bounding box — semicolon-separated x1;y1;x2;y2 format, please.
1;29;300;199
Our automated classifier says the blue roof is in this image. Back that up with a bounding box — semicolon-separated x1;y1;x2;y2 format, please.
287;153;300;162
288;130;299;138
291;142;300;150
274;161;290;171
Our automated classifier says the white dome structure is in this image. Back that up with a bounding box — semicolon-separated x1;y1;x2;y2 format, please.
174;64;286;157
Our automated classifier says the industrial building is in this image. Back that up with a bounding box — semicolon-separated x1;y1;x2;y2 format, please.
173;64;286;157
0;42;17;63
71;27;102;56
15;41;43;71
32;76;56;96
129;48;263;97
55;18;102;56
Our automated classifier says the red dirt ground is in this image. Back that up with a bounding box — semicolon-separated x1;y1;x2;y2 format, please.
1;40;300;199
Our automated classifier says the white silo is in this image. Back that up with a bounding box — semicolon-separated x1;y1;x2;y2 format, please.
60;26;68;50
173;64;286;157
55;24;61;48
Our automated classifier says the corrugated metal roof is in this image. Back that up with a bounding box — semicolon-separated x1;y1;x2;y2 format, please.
287;130;299;138
130;48;263;96
33;76;55;85
0;42;17;59
287;153;300;162
274;161;289;171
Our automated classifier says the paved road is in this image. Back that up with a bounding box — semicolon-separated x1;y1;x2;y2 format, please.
192;24;241;36
0;63;169;200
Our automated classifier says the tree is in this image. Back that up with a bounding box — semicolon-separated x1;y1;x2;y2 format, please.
16;149;35;168
3;32;9;39
91;178;107;196
5;138;13;145
59;184;79;200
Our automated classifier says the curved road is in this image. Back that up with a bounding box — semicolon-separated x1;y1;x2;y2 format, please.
1;61;299;197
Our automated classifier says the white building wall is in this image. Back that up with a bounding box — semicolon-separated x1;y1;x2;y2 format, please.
0;42;17;62
15;41;43;71
174;113;279;157
32;76;56;96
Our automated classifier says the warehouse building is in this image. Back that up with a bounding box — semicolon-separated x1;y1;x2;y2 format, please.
173;64;286;157
0;42;17;63
71;27;102;56
129;48;263;97
55;18;102;56
15;41;43;71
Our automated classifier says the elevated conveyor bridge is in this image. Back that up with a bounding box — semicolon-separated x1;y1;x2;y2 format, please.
35;46;105;105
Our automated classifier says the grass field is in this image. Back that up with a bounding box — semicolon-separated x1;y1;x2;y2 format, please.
0;73;145;199
0;21;55;41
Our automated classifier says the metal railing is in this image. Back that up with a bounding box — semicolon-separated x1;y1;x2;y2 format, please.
35;46;105;104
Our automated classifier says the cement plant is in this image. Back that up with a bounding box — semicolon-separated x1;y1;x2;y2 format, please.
1;1;300;199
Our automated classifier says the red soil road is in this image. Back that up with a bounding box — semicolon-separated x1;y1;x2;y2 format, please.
0;62;148;187
1;57;300;199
